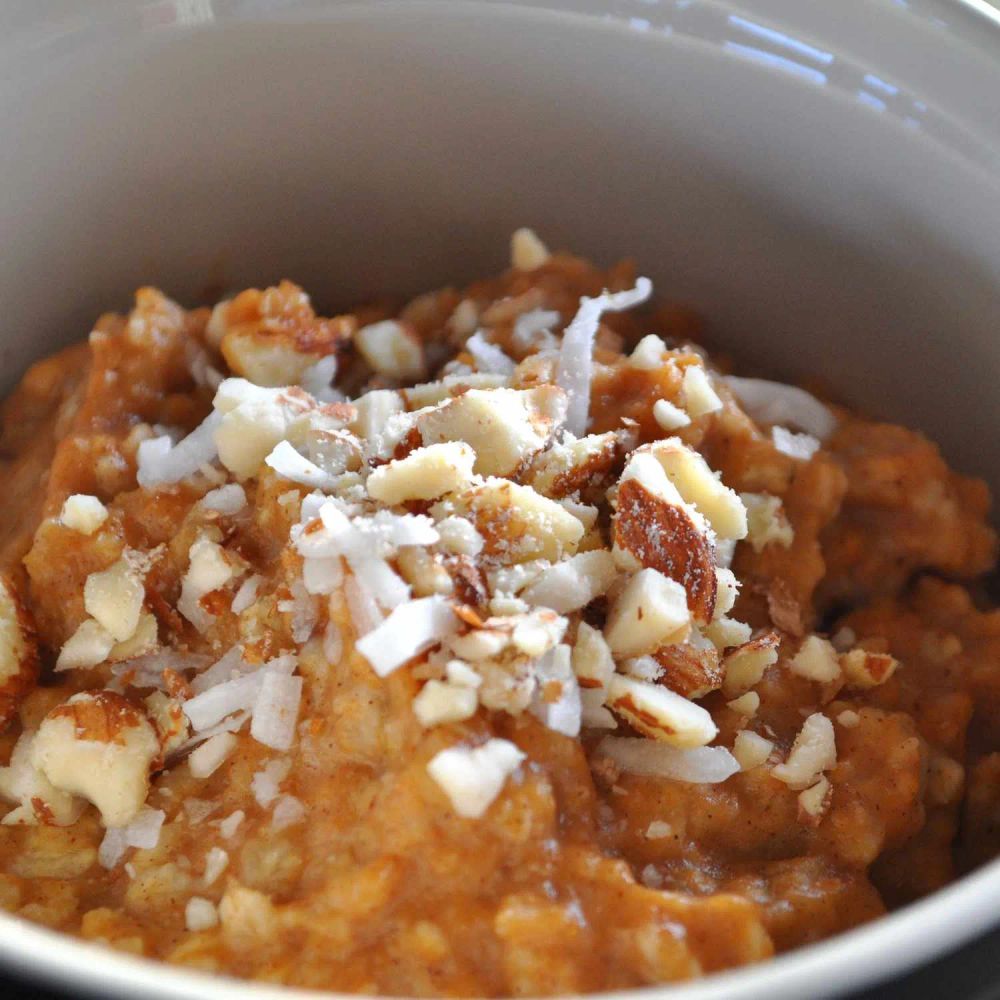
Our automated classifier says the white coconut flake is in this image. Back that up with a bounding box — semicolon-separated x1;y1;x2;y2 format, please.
99;806;166;869
427;739;526;819
302;556;343;595
356;596;459;677
771;426;821;461
530;645;581;738
596;736;740;784
344;574;383;637
250;672;303;751
137;412;222;488
299;354;340;400
724;376;836;440
184;656;295;731
187;732;238;779
231;575;263;615
557;277;653;436
251;758;290;807
265;440;337;489
271;794;307;830
185;897;219;932
513;309;561;351
201;483;247;515
466;332;516;375
219;810;244;839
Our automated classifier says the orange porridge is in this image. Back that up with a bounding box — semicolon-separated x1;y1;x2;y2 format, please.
0;229;995;995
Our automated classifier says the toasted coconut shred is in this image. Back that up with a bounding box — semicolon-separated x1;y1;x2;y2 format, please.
0;230;996;995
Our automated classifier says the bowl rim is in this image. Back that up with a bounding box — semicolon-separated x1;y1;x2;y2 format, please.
1;1;999;998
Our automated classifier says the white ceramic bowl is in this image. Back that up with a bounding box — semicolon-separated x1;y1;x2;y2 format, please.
2;1;999;997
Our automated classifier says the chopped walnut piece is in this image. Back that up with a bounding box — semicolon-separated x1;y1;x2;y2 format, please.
0;732;83;826
32;691;160;827
839;648;900;690
84;552;147;643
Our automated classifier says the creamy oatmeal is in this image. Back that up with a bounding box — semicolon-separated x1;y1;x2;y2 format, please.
0;230;995;994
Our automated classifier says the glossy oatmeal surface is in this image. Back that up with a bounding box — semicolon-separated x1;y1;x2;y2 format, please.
0;234;995;995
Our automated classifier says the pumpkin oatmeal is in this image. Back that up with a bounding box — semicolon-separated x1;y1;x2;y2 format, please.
0;230;995;995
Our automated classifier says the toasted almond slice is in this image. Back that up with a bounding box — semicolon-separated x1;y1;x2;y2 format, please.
771;713;836;790
510;228;550;271
788;636;842;683
427;738;526;818
60;494;109;535
355;319;426;381
741;492;795;553
520;550;617;615
572;622;615;692
367;442;476;505
652;398;691;432
681;365;723;417
606;675;717;748
726;691;760;717
732;730;773;771
613;475;717;624
441;478;584;565
720;630;781;698
642;439;747;540
605;569;690;659
797;776;833;827
415;387;566;478
413;679;478;727
713;568;740;620
528;431;626;499
32;691;160;828
839;648;900;689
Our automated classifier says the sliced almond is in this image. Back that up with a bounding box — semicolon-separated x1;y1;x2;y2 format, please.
604;569;690;659
732;730;773;771
797;776;833;827
741;492;794;553
771;713;836;790
415;387;566;478
510;228;550;271
613;474;717;624
788;636;842;683
366;442;476;505
720;630;781;698
839;649;900;690
528;431;627;499
440;478;583;565
642;439;747;540
355;319;426;381
520;550;617;614
681;364;723;417
606;675;716;748
651;640;723;700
